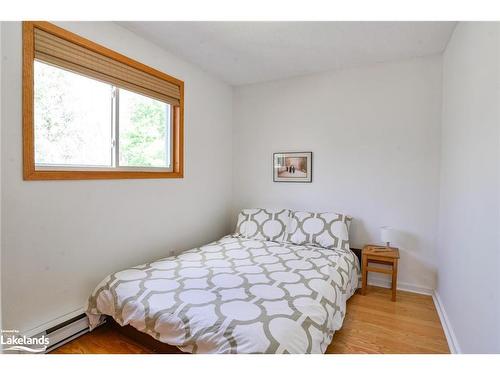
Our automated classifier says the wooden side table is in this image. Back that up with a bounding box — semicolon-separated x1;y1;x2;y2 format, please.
361;245;400;301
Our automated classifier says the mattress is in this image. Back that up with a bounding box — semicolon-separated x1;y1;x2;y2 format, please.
86;235;360;353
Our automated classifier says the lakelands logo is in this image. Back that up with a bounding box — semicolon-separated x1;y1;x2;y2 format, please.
1;329;49;353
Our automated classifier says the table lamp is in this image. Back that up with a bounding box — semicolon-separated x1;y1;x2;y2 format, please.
380;226;397;248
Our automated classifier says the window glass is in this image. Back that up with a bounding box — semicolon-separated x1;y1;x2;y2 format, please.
34;61;113;167
118;89;170;168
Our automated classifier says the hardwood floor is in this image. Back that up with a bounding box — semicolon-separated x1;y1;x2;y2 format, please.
325;286;449;353
53;323;152;354
51;286;449;354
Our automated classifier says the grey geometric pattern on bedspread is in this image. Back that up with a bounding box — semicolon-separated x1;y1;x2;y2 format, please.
286;211;352;251
86;235;360;354
234;208;290;242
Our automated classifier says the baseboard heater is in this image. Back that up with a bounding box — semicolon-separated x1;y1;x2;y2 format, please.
36;313;106;353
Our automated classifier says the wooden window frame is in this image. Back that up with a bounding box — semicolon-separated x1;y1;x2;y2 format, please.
23;21;184;180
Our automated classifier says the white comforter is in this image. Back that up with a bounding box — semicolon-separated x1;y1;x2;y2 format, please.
86;235;360;353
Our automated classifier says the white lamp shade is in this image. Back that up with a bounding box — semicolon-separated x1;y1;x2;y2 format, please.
380;226;397;245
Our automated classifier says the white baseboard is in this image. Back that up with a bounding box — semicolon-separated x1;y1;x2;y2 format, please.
368;278;434;296
432;291;461;354
44;315;91;353
4;308;89;354
21;307;85;338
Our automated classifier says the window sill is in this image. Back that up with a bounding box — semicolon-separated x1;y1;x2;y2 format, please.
23;170;183;180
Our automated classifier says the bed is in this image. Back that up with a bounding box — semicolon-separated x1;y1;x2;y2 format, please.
86;209;360;354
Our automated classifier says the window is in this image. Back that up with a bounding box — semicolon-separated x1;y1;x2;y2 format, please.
34;61;172;170
23;21;183;180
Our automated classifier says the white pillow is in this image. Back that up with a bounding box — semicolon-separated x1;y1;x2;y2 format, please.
286;211;351;250
234;208;290;242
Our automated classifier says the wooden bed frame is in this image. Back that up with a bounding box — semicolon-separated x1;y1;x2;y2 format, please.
351;247;362;264
107;318;184;353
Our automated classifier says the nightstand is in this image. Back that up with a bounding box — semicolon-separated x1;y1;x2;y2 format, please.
361;245;400;301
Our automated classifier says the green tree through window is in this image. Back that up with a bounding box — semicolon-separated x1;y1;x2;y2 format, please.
119;90;170;168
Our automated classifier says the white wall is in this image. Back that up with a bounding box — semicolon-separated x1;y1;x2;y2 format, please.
0;21;3;337
232;56;443;292
1;22;233;334
437;22;500;353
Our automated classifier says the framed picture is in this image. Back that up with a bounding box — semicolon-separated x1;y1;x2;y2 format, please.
273;152;312;183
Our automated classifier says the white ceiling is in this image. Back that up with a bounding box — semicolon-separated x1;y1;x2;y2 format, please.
119;22;456;86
